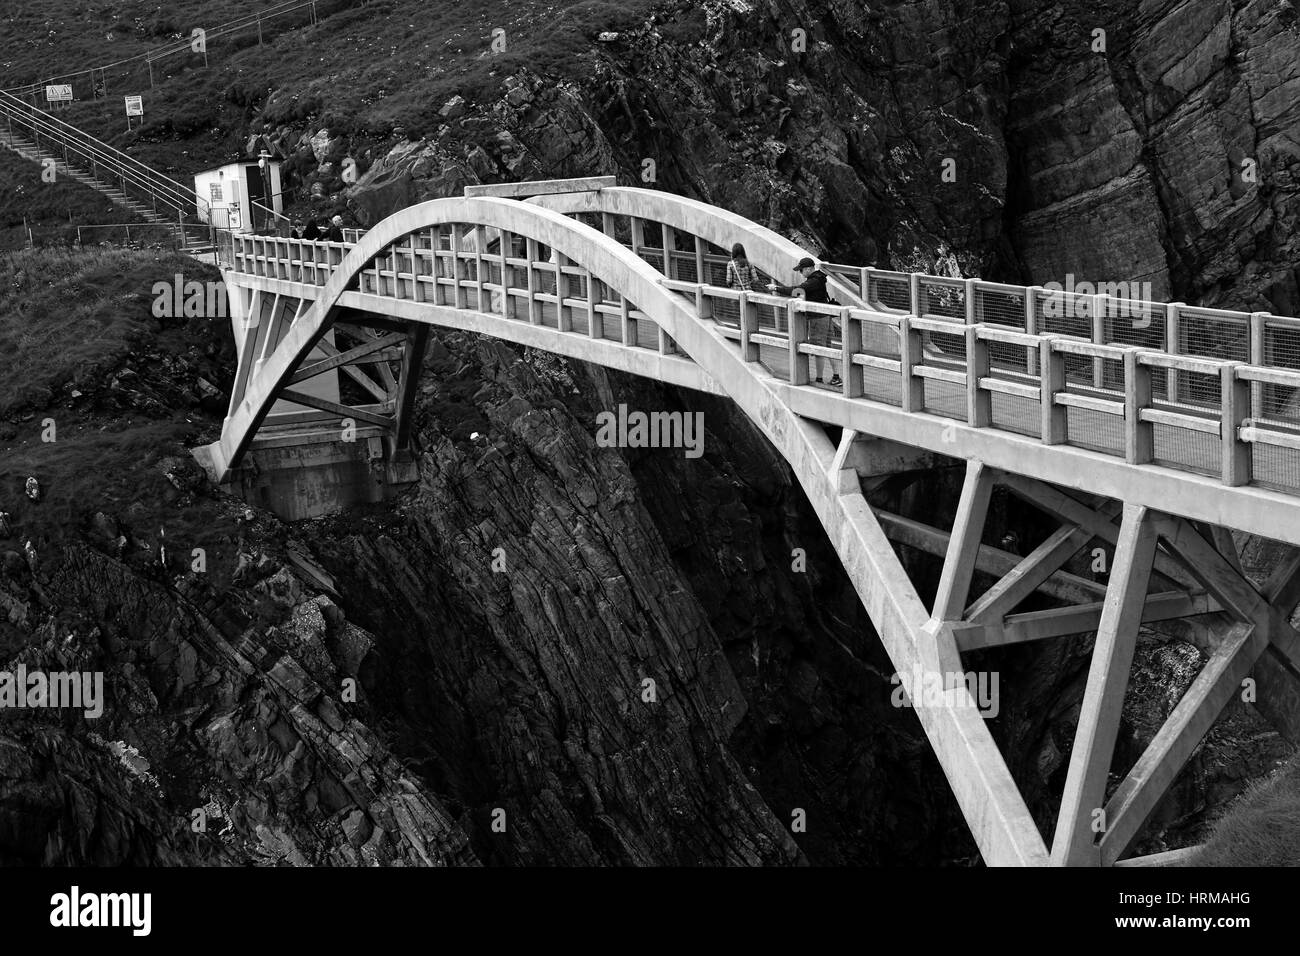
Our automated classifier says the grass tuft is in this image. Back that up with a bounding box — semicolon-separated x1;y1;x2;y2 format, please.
1193;755;1300;865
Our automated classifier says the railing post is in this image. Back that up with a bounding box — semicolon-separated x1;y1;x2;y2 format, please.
841;308;862;398
964;274;979;377
1092;293;1108;388
629;216;644;259
739;292;759;362
966;324;991;426
860;266;872;306
909;272;923;318
1249;311;1268;420
1025;286;1040;376
1124;348;1153;464
1165;303;1183;403
554;250;572;332
622;296;635;347
1221;362;1251;486
899;315;924;413
660;223;675;280
658;326;674;355
693;235;706;285
1040;335;1066;444
498;229;512;313
524;236;539;322
587;269;601;338
450;226;467;310
473;224;488;315
688;284;704;321
788;301;809;386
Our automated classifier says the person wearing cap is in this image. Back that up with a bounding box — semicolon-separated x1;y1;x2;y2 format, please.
771;257;832;303
770;257;841;387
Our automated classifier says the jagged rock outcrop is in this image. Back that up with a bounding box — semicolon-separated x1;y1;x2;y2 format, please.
330;0;1297;311
6;0;1300;865
0;546;477;866
293;336;976;864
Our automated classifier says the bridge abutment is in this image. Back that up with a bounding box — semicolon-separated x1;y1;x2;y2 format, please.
197;427;420;521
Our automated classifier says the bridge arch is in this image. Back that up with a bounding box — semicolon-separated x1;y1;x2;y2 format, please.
201;191;1049;866
201;183;1300;866
530;186;870;310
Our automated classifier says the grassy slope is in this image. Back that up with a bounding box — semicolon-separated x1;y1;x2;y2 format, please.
1194;754;1300;865
0;247;168;411
0;246;242;586
0;0;659;575
1;0;656;185
0;148;137;249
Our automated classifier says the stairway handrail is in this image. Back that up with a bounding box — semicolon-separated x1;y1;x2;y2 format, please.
0;90;194;192
2;95;290;236
6;131;191;220
3;124;197;220
0;90;200;217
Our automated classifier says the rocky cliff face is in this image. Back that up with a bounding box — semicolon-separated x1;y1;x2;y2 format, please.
0;306;983;865
3;293;1284;864
331;0;1299;312
324;0;1300;856
4;0;1298;865
292;338;974;864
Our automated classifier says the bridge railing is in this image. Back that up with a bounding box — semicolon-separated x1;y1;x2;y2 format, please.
665;277;1300;495
228;233;351;278
817;264;1292;386
221;225;1300;495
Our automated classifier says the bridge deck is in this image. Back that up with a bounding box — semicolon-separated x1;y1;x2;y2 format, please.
219;220;1300;544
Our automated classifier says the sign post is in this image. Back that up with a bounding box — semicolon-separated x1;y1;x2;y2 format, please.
44;85;73;109
124;95;143;131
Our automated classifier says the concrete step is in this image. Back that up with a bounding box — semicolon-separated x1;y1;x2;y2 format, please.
0;127;185;229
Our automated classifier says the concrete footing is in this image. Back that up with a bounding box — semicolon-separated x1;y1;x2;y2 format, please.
195;428;420;521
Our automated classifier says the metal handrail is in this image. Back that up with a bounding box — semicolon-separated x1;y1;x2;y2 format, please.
0;91;289;236
0;90;199;218
4;0;320;99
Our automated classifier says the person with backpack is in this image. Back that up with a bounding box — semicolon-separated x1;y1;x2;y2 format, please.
771;257;841;387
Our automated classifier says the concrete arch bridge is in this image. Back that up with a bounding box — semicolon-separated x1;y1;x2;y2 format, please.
195;177;1300;867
